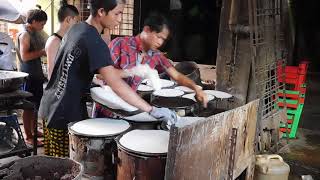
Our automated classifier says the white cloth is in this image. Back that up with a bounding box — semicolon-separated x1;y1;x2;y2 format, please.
125;64;161;90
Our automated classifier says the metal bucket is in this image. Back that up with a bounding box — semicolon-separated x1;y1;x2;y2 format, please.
69;133;117;180
116;146;167;180
175;61;201;85
115;130;168;180
0;155;83;180
68;119;130;180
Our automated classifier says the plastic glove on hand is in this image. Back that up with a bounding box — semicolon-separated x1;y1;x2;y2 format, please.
149;107;177;125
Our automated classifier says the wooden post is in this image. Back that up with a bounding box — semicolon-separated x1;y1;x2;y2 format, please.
216;0;252;109
51;0;54;35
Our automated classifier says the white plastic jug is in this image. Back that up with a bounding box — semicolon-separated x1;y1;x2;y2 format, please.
254;154;290;180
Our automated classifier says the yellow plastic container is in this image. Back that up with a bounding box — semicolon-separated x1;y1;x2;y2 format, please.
254;154;290;180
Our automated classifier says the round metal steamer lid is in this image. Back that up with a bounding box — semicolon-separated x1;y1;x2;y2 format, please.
119;130;170;154
124;112;158;122
152;89;184;97
204;90;233;99
0;70;28;80
145;79;175;88
69;118;130;137
137;84;154;92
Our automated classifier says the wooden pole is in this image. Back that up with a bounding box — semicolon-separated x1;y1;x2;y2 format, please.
51;0;54;34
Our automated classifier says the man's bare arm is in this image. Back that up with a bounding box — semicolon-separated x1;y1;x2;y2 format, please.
19;32;46;62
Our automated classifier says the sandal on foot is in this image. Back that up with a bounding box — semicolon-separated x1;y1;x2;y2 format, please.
25;139;44;147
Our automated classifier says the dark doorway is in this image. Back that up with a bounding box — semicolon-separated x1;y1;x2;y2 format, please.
292;0;320;72
134;0;221;65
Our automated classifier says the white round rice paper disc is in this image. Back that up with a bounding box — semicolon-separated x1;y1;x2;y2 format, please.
137;84;154;92
182;93;215;102
120;130;169;154
152;89;184;97
146;79;175;88
90;86;138;112
204;90;233;99
70;118;130;136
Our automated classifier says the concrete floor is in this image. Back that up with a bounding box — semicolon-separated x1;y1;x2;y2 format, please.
300;72;320;131
0;114;44;167
278;72;320;179
279;129;320;179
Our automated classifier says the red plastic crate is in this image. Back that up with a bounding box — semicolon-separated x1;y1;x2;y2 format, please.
277;92;299;99
277;60;309;75
280;128;291;132
277;102;298;109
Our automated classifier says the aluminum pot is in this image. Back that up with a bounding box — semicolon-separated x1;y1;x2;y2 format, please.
175;61;202;85
0;70;28;93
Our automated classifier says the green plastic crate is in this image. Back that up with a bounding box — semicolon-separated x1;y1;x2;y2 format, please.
281;104;304;138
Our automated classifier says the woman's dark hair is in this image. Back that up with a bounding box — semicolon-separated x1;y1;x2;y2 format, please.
143;12;170;33
88;0;126;16
26;7;48;24
58;0;79;23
